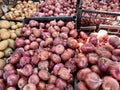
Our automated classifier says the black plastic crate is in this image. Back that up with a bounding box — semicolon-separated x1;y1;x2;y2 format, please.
7;0;17;7
24;16;77;27
77;0;120;29
78;0;120;10
77;8;120;26
77;8;120;35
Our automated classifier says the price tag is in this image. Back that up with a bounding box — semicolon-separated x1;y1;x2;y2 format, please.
1;4;8;13
0;7;3;17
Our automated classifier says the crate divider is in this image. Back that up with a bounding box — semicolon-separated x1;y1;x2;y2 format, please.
0;18;23;22
24;16;77;28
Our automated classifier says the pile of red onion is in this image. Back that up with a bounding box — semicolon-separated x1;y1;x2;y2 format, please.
77;31;120;90
32;0;77;17
81;0;120;26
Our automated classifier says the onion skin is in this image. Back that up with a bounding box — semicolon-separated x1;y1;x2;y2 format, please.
38;61;49;70
111;55;120;62
66;48;74;57
48;75;57;84
95;47;112;58
38;50;49;61
57;20;64;27
6;87;16;90
77;81;88;90
0;70;3;78
66;84;73;90
69;29;78;38
23;83;37;90
46;84;55;90
10;52;21;64
52;87;60;90
58;67;71;81
55;44;65;54
102;76;119;90
112;49;120;56
98;57;113;72
66;22;74;30
81;43;95;53
55;78;67;90
31;55;39;65
61;50;71;61
15;38;25;47
30;41;39;50
103;44;114;52
0;79;5;90
38;70;50;81
91;65;102;77
52;63;64;75
80;31;88;40
109;36;120;48
67;37;78;49
28;74;40;85
77;68;92;81
33;28;41;37
19;56;30;67
65;59;76;73
61;26;70;34
20;64;33;77
3;70;16;80
88;36;98;46
85;72;102;90
75;56;88;68
7;74;19;86
38;81;46;90
29;20;39;27
18;77;27;89
87;53;98;65
4;64;15;71
109;62;120;80
50;54;61;63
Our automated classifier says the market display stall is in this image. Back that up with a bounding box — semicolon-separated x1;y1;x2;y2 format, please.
0;0;120;90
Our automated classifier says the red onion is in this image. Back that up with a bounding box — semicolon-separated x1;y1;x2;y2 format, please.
0;79;5;90
19;56;30;67
10;52;21;64
4;64;14;71
28;74;40;85
15;38;25;47
18;77;27;89
55;78;67;90
52;63;64;75
25;39;30;45
7;74;19;86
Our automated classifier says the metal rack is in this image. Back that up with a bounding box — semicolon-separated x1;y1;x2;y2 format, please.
77;7;120;35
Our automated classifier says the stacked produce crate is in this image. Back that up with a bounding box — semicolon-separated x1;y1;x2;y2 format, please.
75;0;120;90
0;0;120;90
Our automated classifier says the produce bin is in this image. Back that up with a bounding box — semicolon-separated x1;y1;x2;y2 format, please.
77;0;120;29
77;8;120;35
0;0;40;20
24;16;77;90
31;0;77;17
74;24;120;90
